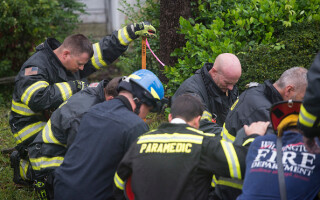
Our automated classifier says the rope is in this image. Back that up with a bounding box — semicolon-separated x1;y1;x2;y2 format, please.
146;39;166;67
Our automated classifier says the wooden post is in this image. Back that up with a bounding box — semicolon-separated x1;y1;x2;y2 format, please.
141;36;147;69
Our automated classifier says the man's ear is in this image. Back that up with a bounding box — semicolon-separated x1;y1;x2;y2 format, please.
62;49;70;60
193;115;201;129
106;96;114;101
284;85;294;99
168;114;173;122
188;115;201;129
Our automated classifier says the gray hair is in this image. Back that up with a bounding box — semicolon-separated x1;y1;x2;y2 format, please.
275;67;308;92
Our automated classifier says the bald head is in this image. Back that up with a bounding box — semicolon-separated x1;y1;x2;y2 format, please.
209;53;242;92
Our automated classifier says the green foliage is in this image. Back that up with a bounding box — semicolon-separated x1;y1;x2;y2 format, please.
238;22;320;92
0;106;36;199
117;0;161;75
0;0;86;75
165;0;320;96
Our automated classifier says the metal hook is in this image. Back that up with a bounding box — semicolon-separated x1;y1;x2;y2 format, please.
288;99;293;108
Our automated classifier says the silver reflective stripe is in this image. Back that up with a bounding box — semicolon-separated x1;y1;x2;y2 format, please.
221;128;234;143
55;82;72;101
14;122;46;144
92;43;102;69
91;43;107;70
21;81;49;105
30;157;64;171
114;172;125;190
137;133;203;144
120;28;130;45
42;120;65;146
11;100;35;116
299;111;314;126
20;159;29;180
221;140;241;179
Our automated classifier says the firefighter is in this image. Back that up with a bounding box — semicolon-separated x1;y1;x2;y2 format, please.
238;100;320;200
54;69;165;200
9;21;156;185
172;53;241;133
213;67;307;200
113;94;265;200
298;53;320;154
26;77;121;199
222;67;307;143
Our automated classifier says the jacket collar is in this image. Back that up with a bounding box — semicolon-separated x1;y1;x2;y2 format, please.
200;63;225;97
264;80;283;103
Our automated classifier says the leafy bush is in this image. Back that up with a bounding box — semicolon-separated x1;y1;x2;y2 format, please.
165;0;320;96
238;22;320;92
117;0;161;75
0;0;86;76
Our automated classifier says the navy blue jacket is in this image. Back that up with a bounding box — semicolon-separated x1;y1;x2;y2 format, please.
238;131;320;200
54;97;149;200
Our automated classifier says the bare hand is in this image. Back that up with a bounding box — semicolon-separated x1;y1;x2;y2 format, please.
303;136;320;154
244;121;270;136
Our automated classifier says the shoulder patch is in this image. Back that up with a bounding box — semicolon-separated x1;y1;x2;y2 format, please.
24;67;38;76
245;82;259;88
89;82;99;87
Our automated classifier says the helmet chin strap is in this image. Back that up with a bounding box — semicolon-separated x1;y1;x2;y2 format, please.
133;97;142;115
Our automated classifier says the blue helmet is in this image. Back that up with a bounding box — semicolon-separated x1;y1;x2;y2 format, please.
128;69;164;101
118;69;165;112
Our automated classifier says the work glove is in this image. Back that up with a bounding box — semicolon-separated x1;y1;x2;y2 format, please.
128;21;156;39
71;80;88;92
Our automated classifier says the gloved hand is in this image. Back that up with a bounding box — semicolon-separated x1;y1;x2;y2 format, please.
73;80;88;92
132;21;156;38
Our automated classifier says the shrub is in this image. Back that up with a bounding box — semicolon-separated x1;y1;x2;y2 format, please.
0;0;86;76
165;0;320;96
238;22;320;92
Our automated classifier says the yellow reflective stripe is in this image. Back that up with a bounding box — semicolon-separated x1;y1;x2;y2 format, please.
118;27;133;46
42;120;66;147
19;159;29;180
11;100;36;116
14;121;46;144
221;123;235;142
230;99;239;111
137;133;203;144
211;174;218;187
186;127;215;137
29;156;64;171
221;140;242;179
242;138;255;146
216;178;243;189
150;87;160;100
201;110;212;121
299;104;317;128
91;42;108;70
129;74;141;79
21;81;49;106
114;172;125;190
55;82;73;101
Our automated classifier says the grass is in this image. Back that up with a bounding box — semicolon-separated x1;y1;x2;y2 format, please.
0;105;167;200
0;106;37;200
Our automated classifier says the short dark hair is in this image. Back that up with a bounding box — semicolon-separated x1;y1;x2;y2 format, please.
104;77;122;97
62;34;94;58
171;94;204;122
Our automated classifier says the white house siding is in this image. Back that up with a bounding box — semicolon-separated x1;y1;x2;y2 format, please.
75;0;144;39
